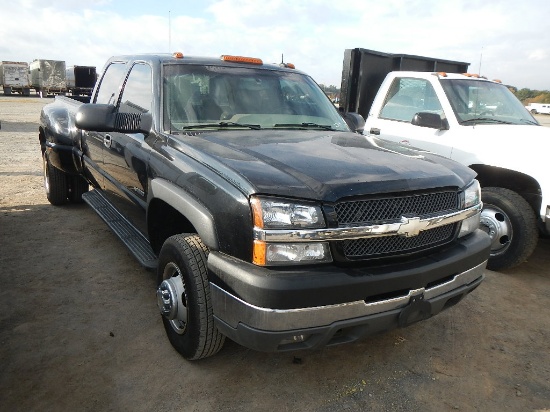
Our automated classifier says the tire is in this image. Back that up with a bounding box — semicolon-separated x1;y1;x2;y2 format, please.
69;175;89;203
156;234;225;360
43;153;68;205
531;109;538;114
480;187;538;271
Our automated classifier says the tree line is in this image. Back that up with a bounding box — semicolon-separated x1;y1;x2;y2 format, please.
512;88;550;104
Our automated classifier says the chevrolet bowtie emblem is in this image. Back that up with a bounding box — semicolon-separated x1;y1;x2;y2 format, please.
397;216;430;237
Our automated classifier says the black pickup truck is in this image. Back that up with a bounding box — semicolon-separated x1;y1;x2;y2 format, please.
39;52;490;360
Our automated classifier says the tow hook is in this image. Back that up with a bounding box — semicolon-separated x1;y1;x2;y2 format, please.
157;279;179;320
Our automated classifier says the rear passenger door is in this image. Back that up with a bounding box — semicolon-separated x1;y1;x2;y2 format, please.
82;61;128;187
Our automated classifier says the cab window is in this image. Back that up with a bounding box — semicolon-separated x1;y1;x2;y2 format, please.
380;78;444;122
119;63;153;114
94;62;128;105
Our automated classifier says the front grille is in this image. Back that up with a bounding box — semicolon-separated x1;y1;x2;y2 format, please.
334;191;458;225
334;191;459;260
342;224;455;258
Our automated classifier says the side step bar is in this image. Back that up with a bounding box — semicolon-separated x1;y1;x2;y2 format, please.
82;190;158;269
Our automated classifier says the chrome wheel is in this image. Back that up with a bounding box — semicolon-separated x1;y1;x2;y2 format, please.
157;262;188;335
480;204;512;257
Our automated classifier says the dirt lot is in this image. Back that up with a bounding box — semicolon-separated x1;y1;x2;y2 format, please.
1;95;549;412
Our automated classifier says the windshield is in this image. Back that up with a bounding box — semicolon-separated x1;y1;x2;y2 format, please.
440;79;538;126
162;64;349;132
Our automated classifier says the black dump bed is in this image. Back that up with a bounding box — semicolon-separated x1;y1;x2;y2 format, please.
339;48;470;119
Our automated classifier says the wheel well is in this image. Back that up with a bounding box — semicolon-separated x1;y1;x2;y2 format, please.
470;164;541;213
38;127;46;155
147;199;197;254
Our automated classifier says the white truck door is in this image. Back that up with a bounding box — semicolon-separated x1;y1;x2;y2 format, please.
366;76;453;158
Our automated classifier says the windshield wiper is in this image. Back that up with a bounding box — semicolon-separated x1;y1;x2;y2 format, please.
519;118;540;125
273;122;336;130
181;121;261;130
459;118;514;125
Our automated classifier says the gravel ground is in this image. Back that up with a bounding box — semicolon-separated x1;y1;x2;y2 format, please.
1;95;549;412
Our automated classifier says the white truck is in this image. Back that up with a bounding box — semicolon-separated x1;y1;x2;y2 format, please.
0;61;31;96
525;103;550;115
340;48;548;271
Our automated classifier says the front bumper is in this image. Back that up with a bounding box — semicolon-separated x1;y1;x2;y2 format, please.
208;230;490;352
212;262;484;352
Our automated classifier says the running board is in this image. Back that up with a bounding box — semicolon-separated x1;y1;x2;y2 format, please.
82;190;158;270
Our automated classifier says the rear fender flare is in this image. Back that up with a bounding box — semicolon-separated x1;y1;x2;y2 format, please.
39;104;83;174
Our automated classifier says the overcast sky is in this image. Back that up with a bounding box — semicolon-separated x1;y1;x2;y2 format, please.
2;0;549;90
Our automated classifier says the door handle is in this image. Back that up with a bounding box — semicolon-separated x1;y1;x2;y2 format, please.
103;134;112;148
370;128;380;135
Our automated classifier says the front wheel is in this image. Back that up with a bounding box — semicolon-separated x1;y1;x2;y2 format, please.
480;187;538;271
156;234;225;360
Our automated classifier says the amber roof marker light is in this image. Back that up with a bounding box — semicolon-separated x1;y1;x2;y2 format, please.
220;55;263;65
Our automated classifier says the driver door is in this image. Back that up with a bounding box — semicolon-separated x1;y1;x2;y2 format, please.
368;77;453;158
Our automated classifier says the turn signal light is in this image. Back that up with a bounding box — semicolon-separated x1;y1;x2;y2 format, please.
172;52;184;59
253;240;267;266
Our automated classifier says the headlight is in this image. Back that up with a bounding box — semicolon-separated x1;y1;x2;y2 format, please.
464;179;481;208
251;197;325;229
459;179;481;238
251;197;331;266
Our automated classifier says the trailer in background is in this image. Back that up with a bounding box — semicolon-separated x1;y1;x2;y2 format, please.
525;103;550;115
0;61;31;96
339;48;469;119
66;65;97;97
30;59;67;97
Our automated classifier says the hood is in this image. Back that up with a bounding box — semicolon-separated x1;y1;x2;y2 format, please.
452;123;549;180
169;130;475;202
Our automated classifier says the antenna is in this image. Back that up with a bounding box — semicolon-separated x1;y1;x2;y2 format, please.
281;54;284;64
168;11;172;52
478;47;483;75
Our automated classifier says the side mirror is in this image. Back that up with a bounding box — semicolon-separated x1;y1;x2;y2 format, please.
76;103;152;134
343;112;365;134
76;104;116;131
411;112;449;130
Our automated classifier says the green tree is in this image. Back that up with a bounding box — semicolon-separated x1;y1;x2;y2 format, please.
512;88;550;104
